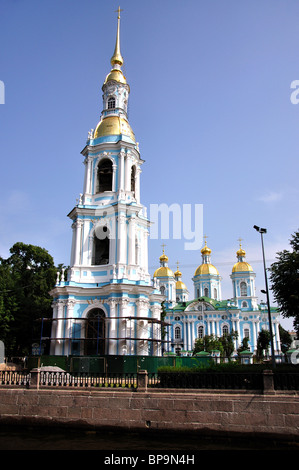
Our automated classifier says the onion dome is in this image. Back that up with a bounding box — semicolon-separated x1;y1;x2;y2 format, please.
153;249;174;278
232;242;253;273
94;116;135;141
194;240;219;276
174;263;187;290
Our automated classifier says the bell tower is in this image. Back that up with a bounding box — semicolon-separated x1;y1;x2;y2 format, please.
49;9;163;357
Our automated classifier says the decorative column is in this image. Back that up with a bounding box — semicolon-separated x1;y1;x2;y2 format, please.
108;299;118;355
83;156;93;196
117;213;127;265
118;150;125;195
128;216;136;267
74;220;83;266
50;301;58;355
55;300;65;355
66;299;76;356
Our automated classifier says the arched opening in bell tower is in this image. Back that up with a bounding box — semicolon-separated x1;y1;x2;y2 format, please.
85;309;106;355
92;226;110;265
97;159;113;192
131;165;136;195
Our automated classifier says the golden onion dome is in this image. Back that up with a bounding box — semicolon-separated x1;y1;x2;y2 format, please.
194;264;219;276
232;262;253;273
201;243;211;255
104;69;127;85
174;268;182;278
153;266;174;278
159;252;169;263
176;280;187;290
236;247;246;258
94;116;135;141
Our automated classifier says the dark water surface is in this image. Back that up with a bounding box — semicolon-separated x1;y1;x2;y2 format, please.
0;426;298;452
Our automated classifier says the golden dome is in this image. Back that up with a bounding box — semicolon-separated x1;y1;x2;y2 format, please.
176;280;187;290
94;116;135;141
201;243;211;255
232;262;253;273
104;69;127;85
194;264;219;276
153;266;174;278
159;252;169;263
236;247;246;257
174;268;182;278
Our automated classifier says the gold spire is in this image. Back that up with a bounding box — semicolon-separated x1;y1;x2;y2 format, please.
111;7;124;67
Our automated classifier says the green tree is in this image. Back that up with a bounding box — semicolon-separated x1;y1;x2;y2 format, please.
278;324;292;354
270;230;299;334
256;329;271;357
193;334;224;355
1;243;57;355
219;331;238;358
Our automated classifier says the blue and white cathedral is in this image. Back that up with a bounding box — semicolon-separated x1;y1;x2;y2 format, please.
155;242;281;356
49;11;164;357
49;10;281;358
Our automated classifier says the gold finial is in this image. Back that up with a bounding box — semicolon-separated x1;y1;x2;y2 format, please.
203;234;208;246
111;6;124;67
161;243;166;254
237;238;246;258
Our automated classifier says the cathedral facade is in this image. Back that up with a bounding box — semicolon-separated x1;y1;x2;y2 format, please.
154;243;281;356
49;11;164;357
49;11;281;358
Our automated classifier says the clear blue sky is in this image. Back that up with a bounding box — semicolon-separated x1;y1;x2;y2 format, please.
1;0;298;329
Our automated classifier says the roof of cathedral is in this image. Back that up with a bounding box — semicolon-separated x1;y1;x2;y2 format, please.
232;261;253;273
94;116;135;141
194;263;219;276
232;243;253;273
153;266;174;278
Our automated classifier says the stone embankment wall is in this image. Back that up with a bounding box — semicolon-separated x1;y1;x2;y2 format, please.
0;388;298;440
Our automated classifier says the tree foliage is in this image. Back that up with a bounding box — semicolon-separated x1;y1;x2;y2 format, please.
193;332;238;357
269;230;299;334
0;243;57;356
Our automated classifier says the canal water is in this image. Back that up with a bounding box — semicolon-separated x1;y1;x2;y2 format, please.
0;425;298;452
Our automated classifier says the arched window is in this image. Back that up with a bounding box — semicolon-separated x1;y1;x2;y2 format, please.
131;166;136;195
160;285;165;295
242;301;248;308
213;288;217;299
244;328;250;339
97;159;113;192
197;288;200;298
93;226;110;265
85;308;105;355
204;287;209;297
107;97;116;109
174;326;181;339
222;325;229;336
240;281;247;296
198;325;204;339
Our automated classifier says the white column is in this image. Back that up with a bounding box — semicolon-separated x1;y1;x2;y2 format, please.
66;299;75;356
74;220;83;266
55;300;65;355
50;302;58;355
108;300;118;355
135;167;141;203
112;163;117;192
117;214;127;265
118;150;125;194
125;154;132;192
83;156;93;195
128;216;136;267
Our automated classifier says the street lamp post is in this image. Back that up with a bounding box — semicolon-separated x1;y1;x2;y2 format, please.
253;225;276;368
